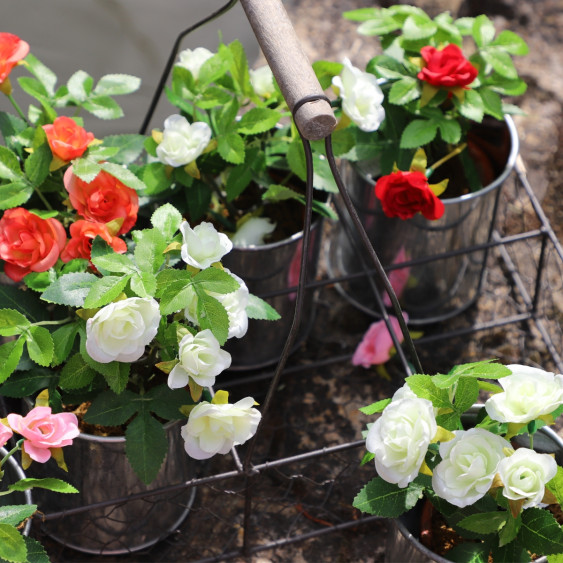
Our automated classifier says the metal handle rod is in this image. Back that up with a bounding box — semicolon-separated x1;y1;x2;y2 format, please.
239;0;336;141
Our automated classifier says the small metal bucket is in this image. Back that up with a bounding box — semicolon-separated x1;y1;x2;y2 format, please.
28;420;195;555
222;217;323;371
328;116;519;325
0;446;33;537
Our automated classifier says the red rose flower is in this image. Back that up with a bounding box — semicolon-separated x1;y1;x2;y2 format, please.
0;33;29;92
63;167;139;235
0;208;66;282
60;220;127;263
417;44;478;89
375;170;445;221
43;116;95;162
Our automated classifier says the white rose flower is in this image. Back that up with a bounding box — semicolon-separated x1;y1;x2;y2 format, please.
231;217;276;247
391;382;418;402
497;448;557;509
485;364;563;424
249;65;275;97
432;428;510;508
366;397;437;488
208;270;249;339
180;221;233;269
156;114;212;167
176;47;214;80
332;58;385;132
86;297;160;363
168;329;231;389
181;396;261;459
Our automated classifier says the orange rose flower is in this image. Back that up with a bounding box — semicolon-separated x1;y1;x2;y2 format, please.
0;208;66;282
63;167;139;235
43;116;95;162
61;220;127;264
0;33;30;94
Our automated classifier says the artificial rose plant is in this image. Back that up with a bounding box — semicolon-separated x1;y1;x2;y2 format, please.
0;33;278;485
354;361;563;561
314;5;528;220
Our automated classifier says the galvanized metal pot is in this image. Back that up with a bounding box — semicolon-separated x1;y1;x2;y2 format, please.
386;406;562;562
222;216;323;371
0;446;33;537
328;116;519;325
28;420;195;555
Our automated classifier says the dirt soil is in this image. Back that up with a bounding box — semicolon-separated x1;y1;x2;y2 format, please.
35;0;562;562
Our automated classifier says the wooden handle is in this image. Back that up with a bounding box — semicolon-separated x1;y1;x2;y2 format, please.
239;0;336;141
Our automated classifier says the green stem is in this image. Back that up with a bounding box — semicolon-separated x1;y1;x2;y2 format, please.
32;185;54;211
7;94;28;124
426;143;467;177
0;439;24;470
34;317;73;327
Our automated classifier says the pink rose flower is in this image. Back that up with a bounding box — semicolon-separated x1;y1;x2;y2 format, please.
0;422;13;448
7;407;79;463
352;314;408;368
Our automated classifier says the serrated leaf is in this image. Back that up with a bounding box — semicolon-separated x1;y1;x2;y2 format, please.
490;539;530;562
132;228;167;274
93;74;141;96
51;322;80;366
458;511;507;534
150;203;183;239
245;294;281;321
0;146;23;182
24;132;51;188
192;268;239;295
217;132;245;164
458;89;485;123
452;377;480;415
0;522;27;563
67;70;93;102
353;477;424;517
400;119;438;149
195;292;229;345
40;272;98;307
22;53;57;96
518;508;563;556
236;108;281;135
125;411;168;484
388;76;420;105
99;161;146;192
130;270;157;298
436;117;462;144
492;30;529;56
83;389;139;426
0;181;34;210
21;536;50;563
0;505;37;526
481;47;518;80
83;96;123;120
71;155;102;183
359;398;392;415
82;274;131;308
0;368;58;398
144;384;191;421
58;353;97;389
402;13;436;41
405;373;452;409
546;466;563;507
0;310;31;337
9;478;78;494
138;162;172;195
100;134;146;165
473;14;496;47
25;325;54;367
0;338;25;384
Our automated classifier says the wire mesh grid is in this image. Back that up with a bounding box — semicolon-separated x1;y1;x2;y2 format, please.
32;153;562;561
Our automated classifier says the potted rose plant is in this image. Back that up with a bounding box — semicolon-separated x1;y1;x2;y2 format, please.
322;6;527;323
139;38;342;369
354;361;563;561
0;32;276;553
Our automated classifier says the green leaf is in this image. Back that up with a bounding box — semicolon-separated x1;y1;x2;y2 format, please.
0;286;47;324
313;60;344;90
25;325;54;367
546;466;563;506
99;161;146;192
24;129;51;188
402;12;436;41
492;30;529;56
22;53;57;96
83;389;139;426
9;478;78;494
51;322;80;366
40;272;98;307
195;292;229;345
138;162;172;195
83;95;124;120
446;542;491;562
359;398;392;415
352;477;424;517
472;14;496;47
125;411;168;485
0;338;25;384
490;539;531;563
21;536;50;563
150;203;183;239
0;505;37;526
458;511;507;534
71;154;102;183
236;108;281;135
0;310;31;337
58;353;97;389
245;294;281;321
436;117;462;144
286;139;306;181
217;131;245;164
0;368;58;398
405;373;452;409
90;250;135;275
481;47;518;80
131;229;167;274
399;119;438;149
388;76;420;105
452;377;480;415
498;511;522;548
67;70;93;102
80;337;130;394
458;89;485;123
100;134;146;165
144;384;191;421
82;274;131;308
192;268;239;295
0;180;34;210
518;507;563;556
93;74;141;96
0;522;27;563
130;271;157;298
0;146;23;182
